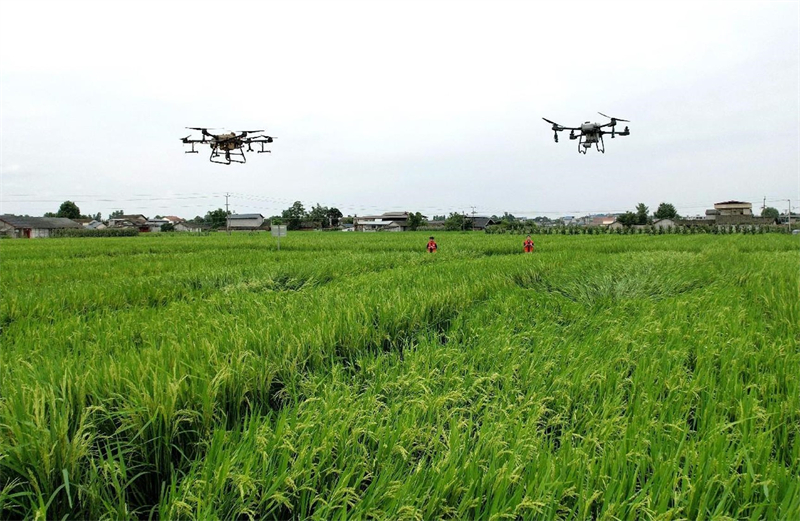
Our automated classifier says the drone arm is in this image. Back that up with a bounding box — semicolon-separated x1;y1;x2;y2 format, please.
245;136;276;143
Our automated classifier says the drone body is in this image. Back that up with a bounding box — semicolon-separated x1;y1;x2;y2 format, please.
181;128;276;164
543;113;630;154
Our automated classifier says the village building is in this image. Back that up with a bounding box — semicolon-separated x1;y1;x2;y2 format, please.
0;215;83;238
355;212;425;232
226;213;265;230
681;201;774;227
145;218;171;232
108;215;151;232
585;216;617;227
470;216;497;230
652;218;678;229
174;222;207;233
85;220;107;230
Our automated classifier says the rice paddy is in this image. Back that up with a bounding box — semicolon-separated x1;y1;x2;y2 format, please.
1;232;798;519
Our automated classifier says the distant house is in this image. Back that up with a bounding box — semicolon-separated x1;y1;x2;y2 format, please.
0;215;82;238
174;222;207;233
713;201;753;217
653;218;677;229
385;221;404;232
699;201;774;227
470;216;497;230
586;216;617;227
85;220;106;230
162;215;184;224
354;212;427;232
108;219;149;232
607;220;624;230
145;219;170;232
115;214;147;224
108;214;150;231
226;213;264;230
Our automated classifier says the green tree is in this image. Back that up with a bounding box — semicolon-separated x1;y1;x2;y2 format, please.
282;201;307;230
444;212;465;231
635;203;650;225
327;208;343;227
109;210;124;219
205;208;230;229
617;212;638;227
501;212;517;224
761;207;780;219
308;203;329;225
56;201;81;219
654;203;679;220
161;222;175;232
407;212;425;231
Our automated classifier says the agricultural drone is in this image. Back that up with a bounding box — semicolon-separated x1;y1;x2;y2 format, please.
542;113;630;154
181;128;276;165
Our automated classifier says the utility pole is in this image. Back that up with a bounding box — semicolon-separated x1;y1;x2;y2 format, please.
787;199;792;233
471;206;476;231
225;192;230;235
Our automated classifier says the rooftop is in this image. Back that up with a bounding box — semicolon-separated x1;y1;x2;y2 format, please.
0;215;83;229
228;213;264;220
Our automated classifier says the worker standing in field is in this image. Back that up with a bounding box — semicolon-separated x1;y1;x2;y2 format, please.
523;235;535;253
427;236;438;253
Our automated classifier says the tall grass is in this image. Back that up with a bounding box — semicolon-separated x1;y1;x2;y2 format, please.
1;232;798;518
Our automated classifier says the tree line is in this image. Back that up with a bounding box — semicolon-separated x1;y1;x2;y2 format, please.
33;200;788;231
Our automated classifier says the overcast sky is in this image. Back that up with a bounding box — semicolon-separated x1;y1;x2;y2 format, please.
1;0;798;219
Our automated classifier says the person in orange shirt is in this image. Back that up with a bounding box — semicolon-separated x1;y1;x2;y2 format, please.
427;236;438;253
523;235;535;253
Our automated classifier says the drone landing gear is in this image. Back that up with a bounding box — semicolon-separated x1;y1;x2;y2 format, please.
578;135;588;154
246;142;273;154
184;142;199;154
209;146;247;165
577;134;605;154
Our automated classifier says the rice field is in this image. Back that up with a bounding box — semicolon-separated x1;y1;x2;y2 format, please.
1;232;798;520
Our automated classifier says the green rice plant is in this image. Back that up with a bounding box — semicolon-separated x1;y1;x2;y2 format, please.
1;232;798;518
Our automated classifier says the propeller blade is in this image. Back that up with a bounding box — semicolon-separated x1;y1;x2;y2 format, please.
598;112;629;122
181;135;192;141
542;117;559;126
238;129;265;133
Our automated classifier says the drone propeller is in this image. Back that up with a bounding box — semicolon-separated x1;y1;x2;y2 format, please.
598;112;629;122
237;129;265;134
180;134;192;141
542;117;564;129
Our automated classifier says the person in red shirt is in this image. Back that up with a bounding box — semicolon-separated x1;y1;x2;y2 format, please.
523;235;535;253
427;236;438;253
